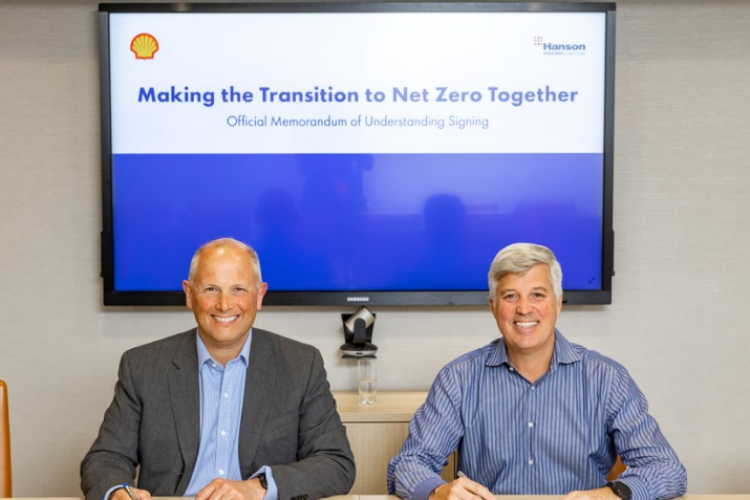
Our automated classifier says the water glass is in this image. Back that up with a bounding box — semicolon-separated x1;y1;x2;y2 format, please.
358;356;377;404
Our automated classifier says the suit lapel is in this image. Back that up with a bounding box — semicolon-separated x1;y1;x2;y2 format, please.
239;329;276;477
168;330;201;494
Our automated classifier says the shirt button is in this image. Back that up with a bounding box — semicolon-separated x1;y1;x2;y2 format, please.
528;459;534;466
530;386;536;390
223;392;230;398
213;363;219;369
528;422;534;428
218;469;225;476
220;430;227;436
509;367;515;372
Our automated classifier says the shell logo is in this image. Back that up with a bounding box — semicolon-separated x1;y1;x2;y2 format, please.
130;33;159;60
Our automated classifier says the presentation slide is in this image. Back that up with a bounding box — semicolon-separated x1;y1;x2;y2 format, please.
106;11;607;293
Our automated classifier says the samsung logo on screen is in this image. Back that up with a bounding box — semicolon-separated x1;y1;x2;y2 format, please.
347;296;370;302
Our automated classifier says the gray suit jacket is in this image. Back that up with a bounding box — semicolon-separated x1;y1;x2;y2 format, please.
80;328;355;500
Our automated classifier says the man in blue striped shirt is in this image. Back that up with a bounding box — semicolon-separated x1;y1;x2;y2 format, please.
388;243;687;500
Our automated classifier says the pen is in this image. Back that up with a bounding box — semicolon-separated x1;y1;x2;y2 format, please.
457;471;468;479
123;484;138;500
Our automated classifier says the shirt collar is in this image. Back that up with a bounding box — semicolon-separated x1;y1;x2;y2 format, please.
196;328;252;369
487;329;582;369
550;330;582;367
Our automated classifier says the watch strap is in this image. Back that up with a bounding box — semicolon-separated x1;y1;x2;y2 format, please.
606;481;632;500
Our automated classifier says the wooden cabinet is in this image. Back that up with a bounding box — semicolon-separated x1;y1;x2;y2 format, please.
333;391;456;495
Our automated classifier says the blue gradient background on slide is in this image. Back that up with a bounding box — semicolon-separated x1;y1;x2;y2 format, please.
112;153;603;292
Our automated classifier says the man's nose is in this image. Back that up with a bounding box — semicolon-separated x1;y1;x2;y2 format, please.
217;291;233;310
516;296;532;314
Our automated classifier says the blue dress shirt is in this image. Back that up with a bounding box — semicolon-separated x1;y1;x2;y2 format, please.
387;330;687;500
187;331;278;499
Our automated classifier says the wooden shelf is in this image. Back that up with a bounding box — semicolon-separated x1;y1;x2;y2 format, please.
333;391;430;422
333;391;455;495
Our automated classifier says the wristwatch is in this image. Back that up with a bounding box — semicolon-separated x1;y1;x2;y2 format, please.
257;473;268;490
606;481;632;500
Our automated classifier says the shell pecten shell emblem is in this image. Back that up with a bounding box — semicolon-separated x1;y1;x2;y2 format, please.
130;33;159;60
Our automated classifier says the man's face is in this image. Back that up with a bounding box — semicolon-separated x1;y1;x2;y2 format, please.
183;244;267;356
489;263;562;359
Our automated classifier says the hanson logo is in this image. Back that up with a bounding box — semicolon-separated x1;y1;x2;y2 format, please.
534;36;586;53
347;296;370;302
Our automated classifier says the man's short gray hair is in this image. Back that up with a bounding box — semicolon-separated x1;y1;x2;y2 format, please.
188;237;263;287
487;243;563;301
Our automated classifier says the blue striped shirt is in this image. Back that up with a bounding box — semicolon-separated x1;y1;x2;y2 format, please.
387;330;687;500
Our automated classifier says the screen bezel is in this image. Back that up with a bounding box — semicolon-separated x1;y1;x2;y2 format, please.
99;2;616;307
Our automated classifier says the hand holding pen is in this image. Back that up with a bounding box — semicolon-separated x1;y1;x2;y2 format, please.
428;470;495;500
113;484;152;500
123;484;138;500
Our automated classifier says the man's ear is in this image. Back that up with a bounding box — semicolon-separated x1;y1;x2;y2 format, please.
183;280;194;309
256;282;269;310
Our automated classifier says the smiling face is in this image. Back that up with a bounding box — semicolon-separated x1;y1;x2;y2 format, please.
489;263;562;363
183;243;267;363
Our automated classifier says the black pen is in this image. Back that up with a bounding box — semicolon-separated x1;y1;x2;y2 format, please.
123;484;138;500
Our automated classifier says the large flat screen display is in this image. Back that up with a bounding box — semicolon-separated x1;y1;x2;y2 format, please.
99;2;616;306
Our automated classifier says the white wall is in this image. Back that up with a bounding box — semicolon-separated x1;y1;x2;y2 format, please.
1;0;749;496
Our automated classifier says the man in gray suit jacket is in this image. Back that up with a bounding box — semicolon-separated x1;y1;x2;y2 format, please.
81;238;355;500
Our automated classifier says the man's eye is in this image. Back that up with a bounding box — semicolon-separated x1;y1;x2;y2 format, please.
503;293;516;301
233;287;249;295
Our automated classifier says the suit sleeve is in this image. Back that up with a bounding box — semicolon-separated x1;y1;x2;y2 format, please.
80;352;142;500
268;349;356;500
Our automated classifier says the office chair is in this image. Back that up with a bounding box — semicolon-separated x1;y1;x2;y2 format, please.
607;455;626;481
0;379;11;497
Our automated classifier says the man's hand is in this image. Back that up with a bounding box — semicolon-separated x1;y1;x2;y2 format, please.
194;477;267;500
560;486;620;500
109;486;153;500
428;477;495;500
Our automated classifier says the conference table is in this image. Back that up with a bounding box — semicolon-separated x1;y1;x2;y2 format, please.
12;495;750;500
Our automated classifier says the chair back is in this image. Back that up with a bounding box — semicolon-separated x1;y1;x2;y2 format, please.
0;379;11;497
607;455;626;481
